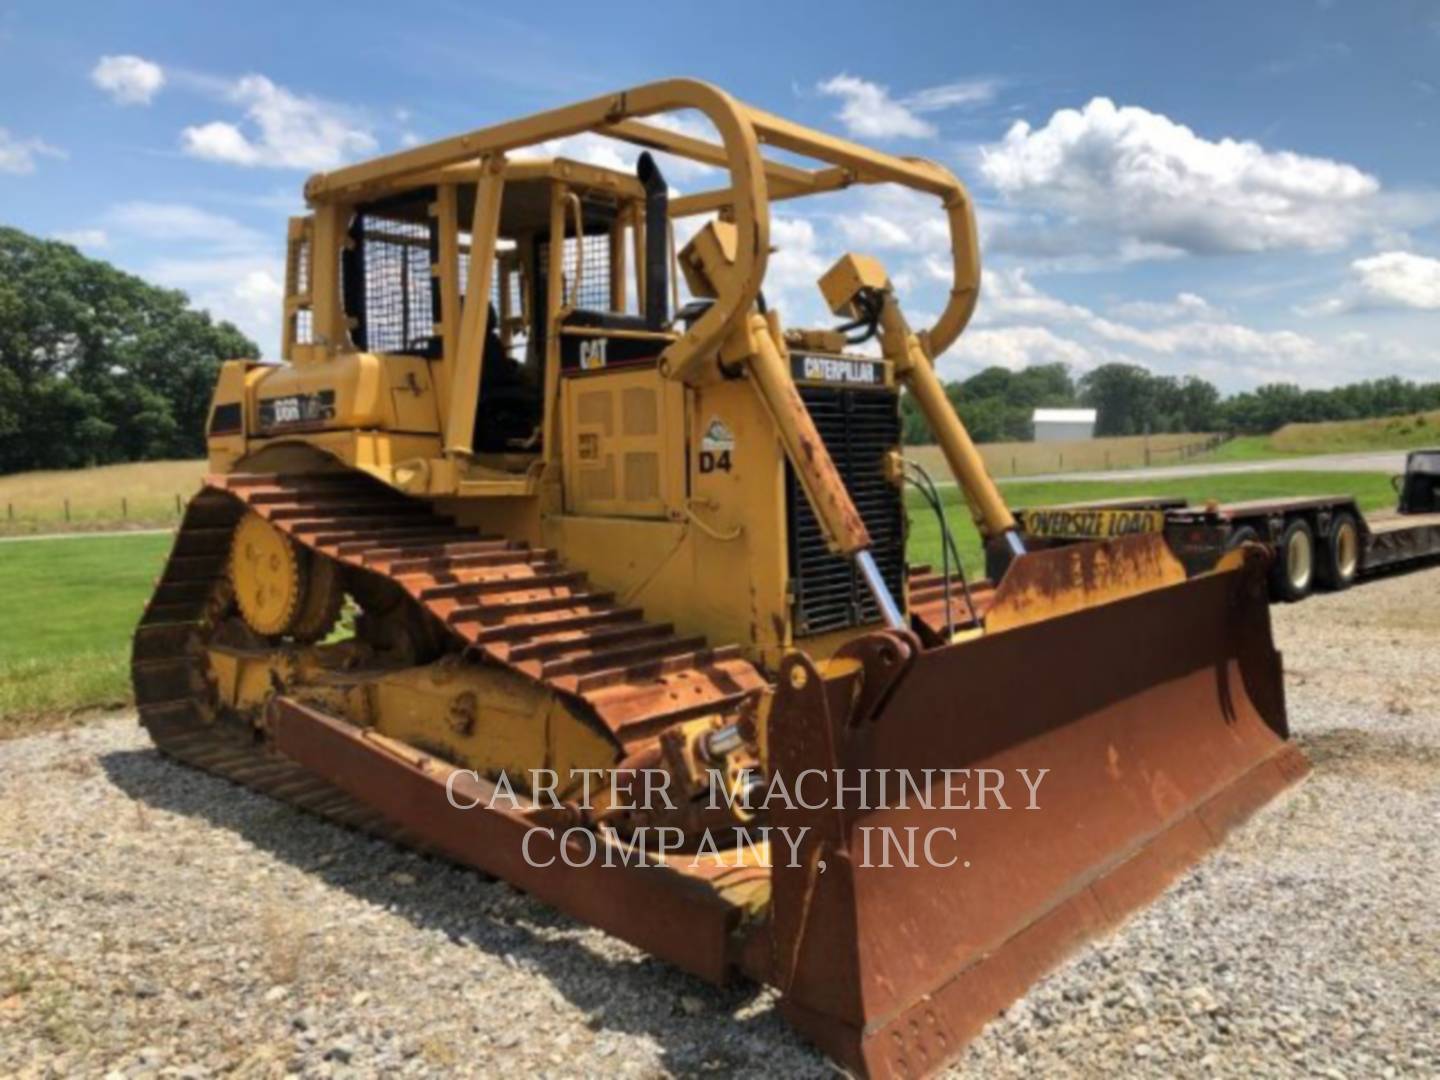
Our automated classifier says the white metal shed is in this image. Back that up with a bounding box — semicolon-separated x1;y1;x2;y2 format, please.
1032;407;1097;442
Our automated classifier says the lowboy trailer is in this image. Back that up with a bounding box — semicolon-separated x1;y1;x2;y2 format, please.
1017;448;1440;603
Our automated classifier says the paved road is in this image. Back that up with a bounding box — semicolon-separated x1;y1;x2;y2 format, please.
995;450;1408;485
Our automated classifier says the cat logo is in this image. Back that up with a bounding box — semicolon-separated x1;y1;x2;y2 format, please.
578;338;608;370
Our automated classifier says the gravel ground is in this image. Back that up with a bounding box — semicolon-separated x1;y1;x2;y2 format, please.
2;566;1437;1078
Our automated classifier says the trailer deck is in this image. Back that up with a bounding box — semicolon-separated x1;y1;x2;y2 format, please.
1010;449;1440;603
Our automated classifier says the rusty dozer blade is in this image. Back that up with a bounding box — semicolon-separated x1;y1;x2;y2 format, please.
762;535;1309;1078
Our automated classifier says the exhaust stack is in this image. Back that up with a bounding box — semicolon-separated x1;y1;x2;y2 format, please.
637;152;669;329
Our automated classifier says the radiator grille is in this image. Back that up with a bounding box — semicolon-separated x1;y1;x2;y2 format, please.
786;386;905;636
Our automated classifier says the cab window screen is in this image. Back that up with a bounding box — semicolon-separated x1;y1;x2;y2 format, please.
536;232;610;312
343;194;438;356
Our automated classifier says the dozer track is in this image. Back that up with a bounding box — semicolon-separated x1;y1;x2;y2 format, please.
132;472;770;814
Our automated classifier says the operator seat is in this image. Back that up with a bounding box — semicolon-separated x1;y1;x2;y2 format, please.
473;303;541;453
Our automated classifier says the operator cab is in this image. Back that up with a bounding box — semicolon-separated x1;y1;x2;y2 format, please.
325;154;677;464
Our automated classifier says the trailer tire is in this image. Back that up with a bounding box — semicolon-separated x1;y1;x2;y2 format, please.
1317;512;1361;591
1270;518;1315;602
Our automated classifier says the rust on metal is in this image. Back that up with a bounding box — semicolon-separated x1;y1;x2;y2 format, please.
983;533;1188;634
266;695;742;982
906;565;991;642
135;481;1310;1080
764;550;1306;1077
208;471;768;747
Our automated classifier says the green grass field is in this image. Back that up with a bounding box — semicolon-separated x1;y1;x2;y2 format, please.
1270;410;1439;454
0;469;1396;735
0;459;206;536
1193;410;1440;463
909;470;1396;577
0;437;1223;536
0;532;172;735
1187;435;1297;462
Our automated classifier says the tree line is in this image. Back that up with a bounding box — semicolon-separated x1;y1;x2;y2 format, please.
0;225;255;474
902;362;1440;444
3;224;1437;474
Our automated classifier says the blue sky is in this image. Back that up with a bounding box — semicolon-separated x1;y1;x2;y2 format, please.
2;0;1438;391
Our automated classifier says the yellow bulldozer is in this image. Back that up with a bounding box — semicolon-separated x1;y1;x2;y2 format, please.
133;80;1308;1076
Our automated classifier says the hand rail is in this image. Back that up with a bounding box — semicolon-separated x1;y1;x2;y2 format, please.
302;77;980;375
305;79;772;387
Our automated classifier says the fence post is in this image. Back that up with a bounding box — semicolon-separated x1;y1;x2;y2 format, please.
1145;448;1152;467
1011;455;1018;476
1104;450;1110;470
122;496;128;519
175;493;183;515
6;502;11;522
1058;452;1064;471
64;498;71;523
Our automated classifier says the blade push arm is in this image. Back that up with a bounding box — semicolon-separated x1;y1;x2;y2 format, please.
679;222;904;628
740;311;908;631
820;254;1026;561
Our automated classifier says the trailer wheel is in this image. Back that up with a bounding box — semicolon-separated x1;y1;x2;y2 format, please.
1270;518;1315;602
1317;512;1360;591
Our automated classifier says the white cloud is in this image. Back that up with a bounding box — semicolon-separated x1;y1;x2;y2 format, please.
106;201;266;249
182;121;258;164
1346;251;1440;310
0;128;64;174
147;254;284;348
979;98;1431;259
91;54;165;105
232;267;286;312
905;79;1000;112
1110;292;1219;322
818;75;935;138
181;74;376;169
539;111;719;182
978;267;1318;361
941;266;1341;387
943;325;1102;377
834;186;953;255
840;213;913;249
53;228;109;249
101;201;283;351
817;74;998;140
764;216;833;325
1306;250;1440;314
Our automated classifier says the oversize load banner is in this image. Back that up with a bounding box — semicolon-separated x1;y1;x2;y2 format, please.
1019;507;1166;540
